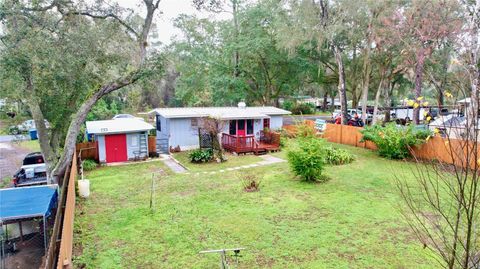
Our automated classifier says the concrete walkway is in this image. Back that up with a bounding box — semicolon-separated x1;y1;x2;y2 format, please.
160;154;188;173
183;154;286;176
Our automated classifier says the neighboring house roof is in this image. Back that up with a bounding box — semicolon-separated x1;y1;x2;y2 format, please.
149;106;291;120
457;98;471;104
429;115;480;129
86;119;154;135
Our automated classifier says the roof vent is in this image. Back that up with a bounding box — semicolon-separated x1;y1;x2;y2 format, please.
238;102;246;109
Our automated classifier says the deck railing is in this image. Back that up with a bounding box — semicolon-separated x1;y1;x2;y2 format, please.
221;133;257;153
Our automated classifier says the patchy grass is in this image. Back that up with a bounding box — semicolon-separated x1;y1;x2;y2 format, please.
172;150;263;172
0;177;11;188
74;144;436;269
16;140;41;152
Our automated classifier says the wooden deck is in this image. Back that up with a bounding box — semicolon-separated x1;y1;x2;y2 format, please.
221;132;280;155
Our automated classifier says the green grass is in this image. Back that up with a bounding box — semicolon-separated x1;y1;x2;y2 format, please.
74;145;436;269
172;151;263;172
17;140;41;152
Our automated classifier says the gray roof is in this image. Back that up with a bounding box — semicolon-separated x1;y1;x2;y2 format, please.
86;119;154;135
149;106;291;119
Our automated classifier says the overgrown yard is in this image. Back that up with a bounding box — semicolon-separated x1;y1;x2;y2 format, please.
74;145;435;268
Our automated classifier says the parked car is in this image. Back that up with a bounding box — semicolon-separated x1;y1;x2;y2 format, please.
112;114;144;121
13;152;48;187
332;109;372;121
9;119;50;134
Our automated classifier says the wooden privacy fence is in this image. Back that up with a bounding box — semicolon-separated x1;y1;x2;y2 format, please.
76;141;98;161
148;136;156;154
44;153;77;269
322;123;480;169
56;154;77;269
323;124;377;150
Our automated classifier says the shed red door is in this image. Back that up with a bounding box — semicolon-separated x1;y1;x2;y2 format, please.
105;134;127;163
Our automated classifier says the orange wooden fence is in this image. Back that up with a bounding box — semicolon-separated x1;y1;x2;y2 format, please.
56;153;77;269
322;123;479;169
148;136;156;154
323;124;377;150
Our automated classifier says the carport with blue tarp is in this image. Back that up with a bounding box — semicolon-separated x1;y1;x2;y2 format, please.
0;185;58;269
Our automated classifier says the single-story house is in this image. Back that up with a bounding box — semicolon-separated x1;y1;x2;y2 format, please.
86;119;154;163
149;104;291;153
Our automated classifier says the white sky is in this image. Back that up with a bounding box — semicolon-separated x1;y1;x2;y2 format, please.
116;0;231;45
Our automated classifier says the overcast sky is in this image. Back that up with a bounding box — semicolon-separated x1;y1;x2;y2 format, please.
116;0;231;45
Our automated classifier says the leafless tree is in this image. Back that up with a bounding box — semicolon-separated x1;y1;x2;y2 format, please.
199;117;228;162
396;101;480;269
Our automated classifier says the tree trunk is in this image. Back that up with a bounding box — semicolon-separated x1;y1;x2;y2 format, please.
372;77;384;125
361;22;372;123
322;91;328;112
232;0;240;77
333;45;348;125
413;47;426;124
384;81;394;122
466;0;480;139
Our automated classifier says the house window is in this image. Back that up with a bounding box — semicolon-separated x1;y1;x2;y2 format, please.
156;115;161;132
263;118;270;129
191;118;198;127
247;119;253;135
229;120;237;135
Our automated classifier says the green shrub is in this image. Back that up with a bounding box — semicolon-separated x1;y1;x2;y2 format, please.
82;159;98;171
296;122;317;138
282;100;295;112
323;146;355;165
360;123;431;159
291;103;315;115
287;137;326;182
189;149;213;163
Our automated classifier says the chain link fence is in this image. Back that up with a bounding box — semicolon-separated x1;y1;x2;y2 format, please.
0;213;55;269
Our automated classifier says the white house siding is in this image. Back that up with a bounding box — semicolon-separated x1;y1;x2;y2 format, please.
155;115;284;151
97;135;106;162
253;119;263;138
156;115;170;153
270;115;284;130
126;132;148;160
169;118;200;150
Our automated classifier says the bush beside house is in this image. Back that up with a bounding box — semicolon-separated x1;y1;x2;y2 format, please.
360;123;431;159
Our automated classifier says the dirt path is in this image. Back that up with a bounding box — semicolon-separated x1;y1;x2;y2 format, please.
0;142;31;185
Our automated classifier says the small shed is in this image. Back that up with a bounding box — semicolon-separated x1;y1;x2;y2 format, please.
86;119;154;163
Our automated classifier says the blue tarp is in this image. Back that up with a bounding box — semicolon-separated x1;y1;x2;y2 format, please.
0;185;58;222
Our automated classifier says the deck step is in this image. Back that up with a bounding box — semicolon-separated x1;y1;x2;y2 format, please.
254;149;268;155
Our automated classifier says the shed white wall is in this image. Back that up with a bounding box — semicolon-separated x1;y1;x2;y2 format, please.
97;135;106;162
126;132;148;160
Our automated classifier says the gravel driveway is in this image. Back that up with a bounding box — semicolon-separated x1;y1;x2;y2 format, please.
0;142;31;186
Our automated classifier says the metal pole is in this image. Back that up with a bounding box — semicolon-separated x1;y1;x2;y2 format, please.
43;216;47;255
78;147;95;181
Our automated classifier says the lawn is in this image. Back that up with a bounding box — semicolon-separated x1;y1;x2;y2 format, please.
17;139;41;152
172;150;263;172
74;144;435;269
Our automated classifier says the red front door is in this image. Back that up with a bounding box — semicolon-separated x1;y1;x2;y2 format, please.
237;120;246;136
105;134;127;163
